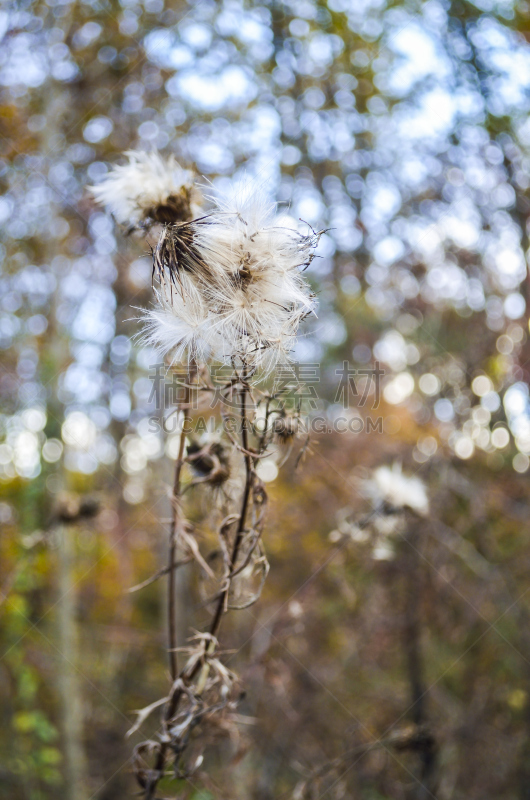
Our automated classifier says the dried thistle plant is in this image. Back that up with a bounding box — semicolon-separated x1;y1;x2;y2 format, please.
91;152;321;797
142;185;319;374
317;464;435;799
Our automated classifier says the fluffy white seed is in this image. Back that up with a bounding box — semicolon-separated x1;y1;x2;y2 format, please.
138;277;215;366
145;183;319;373
90;150;202;226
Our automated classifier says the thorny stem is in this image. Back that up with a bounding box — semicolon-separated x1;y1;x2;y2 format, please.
144;372;254;800
209;375;253;640
168;367;194;681
144;377;193;800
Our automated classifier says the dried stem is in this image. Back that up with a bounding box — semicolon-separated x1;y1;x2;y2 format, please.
209;375;253;639
143;371;257;800
168;367;194;681
127;558;192;594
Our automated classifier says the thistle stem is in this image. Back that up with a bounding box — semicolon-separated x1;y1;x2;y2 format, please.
144;377;193;800
167;372;193;680
209;379;253;640
145;372;252;800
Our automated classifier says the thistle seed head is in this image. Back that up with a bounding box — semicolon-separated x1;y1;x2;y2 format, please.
90;150;202;228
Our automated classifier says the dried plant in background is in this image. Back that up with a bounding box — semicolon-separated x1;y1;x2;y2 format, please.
313;465;436;800
91;153;320;797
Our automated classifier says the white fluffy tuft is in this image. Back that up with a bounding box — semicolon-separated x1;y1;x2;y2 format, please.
138;277;215;366
366;463;429;516
90;150;202;226
143;183;319;373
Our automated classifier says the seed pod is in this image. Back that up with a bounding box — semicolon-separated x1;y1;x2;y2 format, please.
186;440;230;485
272;413;299;443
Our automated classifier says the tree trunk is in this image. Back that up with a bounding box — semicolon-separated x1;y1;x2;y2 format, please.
402;523;437;800
57;525;88;800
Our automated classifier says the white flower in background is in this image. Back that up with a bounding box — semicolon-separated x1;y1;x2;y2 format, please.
366;462;429;516
90;150;202;227
146;184;319;372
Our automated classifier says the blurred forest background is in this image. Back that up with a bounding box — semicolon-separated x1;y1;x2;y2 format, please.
3;0;530;798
